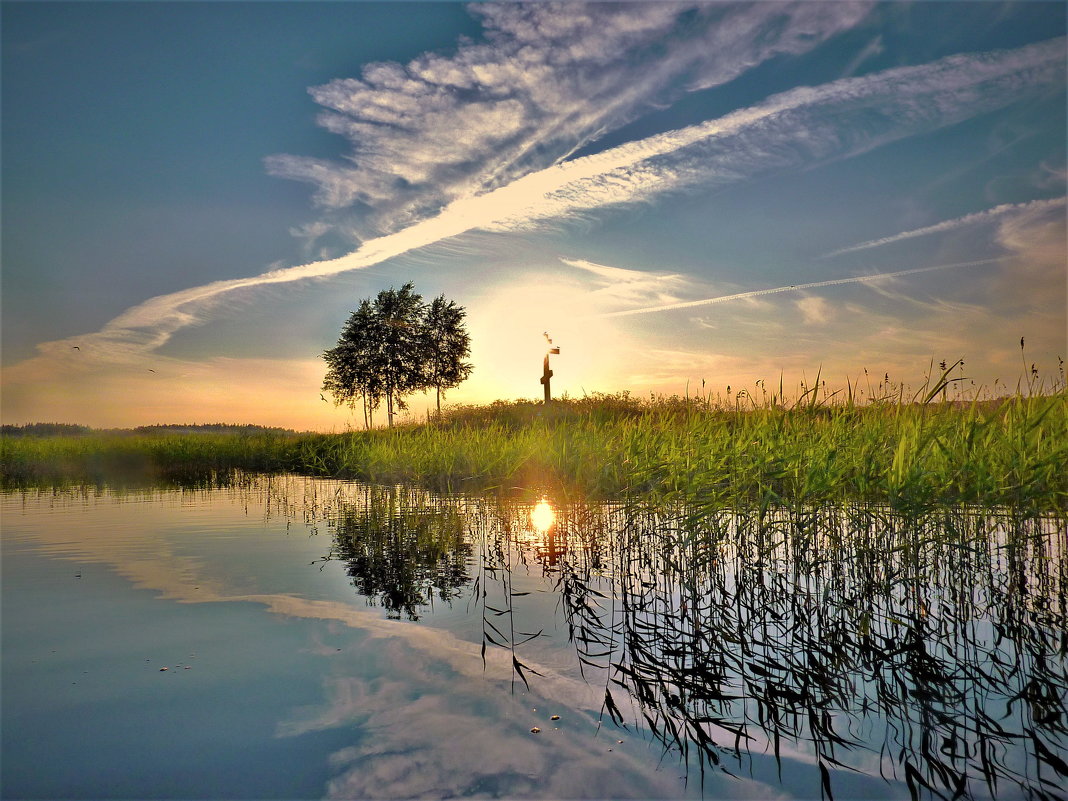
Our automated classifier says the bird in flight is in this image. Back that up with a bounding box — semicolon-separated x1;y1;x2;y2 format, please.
71;346;80;350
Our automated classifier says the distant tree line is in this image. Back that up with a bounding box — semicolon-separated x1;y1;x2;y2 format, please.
322;283;473;428
1;423;299;438
130;423;297;436
1;423;91;438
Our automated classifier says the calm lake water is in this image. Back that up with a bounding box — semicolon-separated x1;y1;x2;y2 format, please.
2;474;1066;800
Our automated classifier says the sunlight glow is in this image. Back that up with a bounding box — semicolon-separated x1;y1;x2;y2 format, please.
530;499;556;534
465;277;634;401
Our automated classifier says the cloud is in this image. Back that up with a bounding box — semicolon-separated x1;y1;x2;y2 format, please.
796;295;833;325
839;34;886;78
989;197;1068;312
4;35;1063;385
267;2;873;237
483;37;1065;229
559;257;667;284
288;220;334;258
559;257;691;307
596;258;1006;318
822;196;1067;257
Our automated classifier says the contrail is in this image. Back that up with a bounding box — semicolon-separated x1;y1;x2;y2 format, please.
822;196;1066;258
597;257;1005;318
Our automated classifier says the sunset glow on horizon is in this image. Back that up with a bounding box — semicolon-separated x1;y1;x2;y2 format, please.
3;3;1065;431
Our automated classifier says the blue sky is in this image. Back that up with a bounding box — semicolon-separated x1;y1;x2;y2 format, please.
2;1;1065;429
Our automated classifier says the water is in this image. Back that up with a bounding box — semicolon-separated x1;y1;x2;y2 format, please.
2;474;1066;800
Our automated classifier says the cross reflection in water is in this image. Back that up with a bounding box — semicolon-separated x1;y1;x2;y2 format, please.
530;498;566;566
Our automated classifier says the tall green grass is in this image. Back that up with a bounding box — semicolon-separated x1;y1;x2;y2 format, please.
0;430;306;489
3;387;1066;510
330;390;1067;511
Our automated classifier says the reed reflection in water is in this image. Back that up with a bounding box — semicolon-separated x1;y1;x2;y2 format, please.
305;482;1067;801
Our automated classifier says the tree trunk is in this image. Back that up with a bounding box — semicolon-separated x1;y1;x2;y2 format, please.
436;386;441;416
387;394;395;427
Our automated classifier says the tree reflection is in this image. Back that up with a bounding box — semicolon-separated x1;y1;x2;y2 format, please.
328;485;471;620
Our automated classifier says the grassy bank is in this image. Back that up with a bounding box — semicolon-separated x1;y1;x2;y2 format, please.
0;428;305;489
3;391;1066;510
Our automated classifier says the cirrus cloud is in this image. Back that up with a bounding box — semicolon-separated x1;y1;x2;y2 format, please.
266;1;874;238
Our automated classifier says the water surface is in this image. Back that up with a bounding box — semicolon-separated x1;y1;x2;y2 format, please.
3;475;1065;799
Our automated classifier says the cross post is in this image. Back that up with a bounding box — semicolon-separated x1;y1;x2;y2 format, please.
540;332;560;403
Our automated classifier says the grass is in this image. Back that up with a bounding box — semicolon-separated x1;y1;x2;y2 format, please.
0;429;305;489
3;373;1067;510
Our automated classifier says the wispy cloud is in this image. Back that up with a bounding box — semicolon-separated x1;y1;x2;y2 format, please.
822;196;1067;257
559;257;690;307
839;33;886;78
8;35;1063;374
989;196;1068;312
486;37;1065;229
267;2;872;239
795;295;833;326
596;258;1006;318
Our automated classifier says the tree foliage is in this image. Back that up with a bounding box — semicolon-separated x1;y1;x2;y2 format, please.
423;294;474;413
322;283;473;426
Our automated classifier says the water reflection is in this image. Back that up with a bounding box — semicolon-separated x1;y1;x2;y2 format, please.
584;506;1068;801
7;474;1065;799
328;486;471;620
306;485;1067;800
530;498;556;533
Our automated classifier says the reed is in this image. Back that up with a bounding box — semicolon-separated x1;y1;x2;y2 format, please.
3;383;1066;510
0;430;305;489
255;477;1068;798
307;389;1067;511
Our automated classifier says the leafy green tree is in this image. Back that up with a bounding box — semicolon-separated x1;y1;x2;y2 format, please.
371;282;426;426
322;283;472;427
422;294;473;415
322;298;381;428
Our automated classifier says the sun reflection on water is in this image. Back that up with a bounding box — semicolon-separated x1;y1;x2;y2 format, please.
530;498;556;534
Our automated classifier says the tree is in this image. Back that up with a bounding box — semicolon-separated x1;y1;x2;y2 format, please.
322;283;473;427
371;282;426;426
322;298;381;428
422;294;473;415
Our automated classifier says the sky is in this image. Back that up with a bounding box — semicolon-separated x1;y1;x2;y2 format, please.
2;1;1065;430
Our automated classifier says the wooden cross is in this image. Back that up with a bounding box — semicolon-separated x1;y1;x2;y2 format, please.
541;332;560;402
